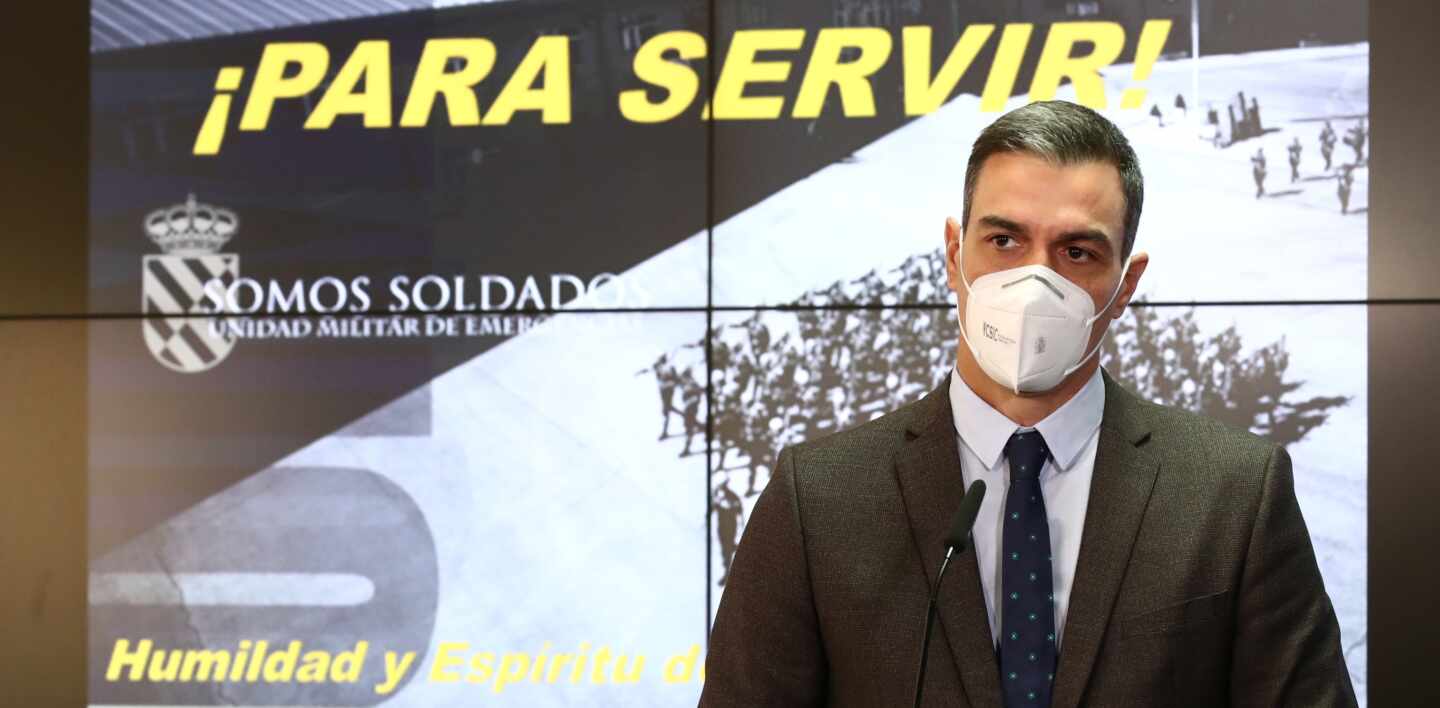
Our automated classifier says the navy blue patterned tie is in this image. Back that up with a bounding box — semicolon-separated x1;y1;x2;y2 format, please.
999;430;1058;707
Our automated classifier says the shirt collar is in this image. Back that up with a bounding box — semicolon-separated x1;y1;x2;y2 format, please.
948;366;1106;472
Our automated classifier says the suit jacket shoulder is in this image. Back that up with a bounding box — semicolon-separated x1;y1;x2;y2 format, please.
1110;380;1285;520
785;392;932;486
779;390;951;543
1089;372;1357;707
1128;388;1277;464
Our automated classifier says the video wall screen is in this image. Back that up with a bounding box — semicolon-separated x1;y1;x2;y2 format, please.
86;0;1369;705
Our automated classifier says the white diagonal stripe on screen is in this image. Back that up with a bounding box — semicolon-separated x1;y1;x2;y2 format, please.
116;0;189;41
165;330;207;369
89;5;147;46
204;0;270;32
164;316;190;338
161;259;209;310
90;572;375;606
143;272;185;314
245;0;311;25
151;0;229;36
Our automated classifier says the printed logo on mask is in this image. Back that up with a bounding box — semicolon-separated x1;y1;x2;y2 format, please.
982;322;1016;345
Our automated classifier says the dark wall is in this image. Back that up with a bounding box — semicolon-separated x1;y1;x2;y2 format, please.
1367;0;1440;704
0;2;87;704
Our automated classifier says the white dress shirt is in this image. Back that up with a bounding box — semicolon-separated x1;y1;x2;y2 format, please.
948;366;1105;652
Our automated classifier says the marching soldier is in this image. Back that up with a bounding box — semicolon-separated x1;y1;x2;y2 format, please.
1320;120;1337;171
646;353;682;440
1344;119;1368;166
712;480;744;586
1337;164;1355;214
1251;147;1268;198
679;370;704;456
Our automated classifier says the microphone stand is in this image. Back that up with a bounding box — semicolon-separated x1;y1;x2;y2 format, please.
913;478;983;707
913;544;958;708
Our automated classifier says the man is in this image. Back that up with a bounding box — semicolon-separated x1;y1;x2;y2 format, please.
1320;120;1337;171
1338;164;1355;215
1251;147;1267;198
648;353;681;440
699;101;1356;707
712;479;745;586
1345;120;1367;166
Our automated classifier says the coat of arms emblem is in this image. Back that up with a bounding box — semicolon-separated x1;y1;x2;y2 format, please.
141;193;239;373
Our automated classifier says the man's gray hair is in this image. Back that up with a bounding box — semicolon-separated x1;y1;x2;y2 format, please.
961;100;1144;260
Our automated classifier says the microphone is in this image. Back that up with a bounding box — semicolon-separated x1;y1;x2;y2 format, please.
912;479;986;708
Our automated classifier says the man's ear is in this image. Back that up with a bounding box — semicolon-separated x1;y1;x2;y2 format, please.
1110;251;1150;318
944;217;963;291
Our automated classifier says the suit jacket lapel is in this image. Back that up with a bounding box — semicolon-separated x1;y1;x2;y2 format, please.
894;374;1002;708
1050;370;1160;708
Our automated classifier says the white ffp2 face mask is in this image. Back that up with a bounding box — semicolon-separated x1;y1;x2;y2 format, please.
955;241;1131;394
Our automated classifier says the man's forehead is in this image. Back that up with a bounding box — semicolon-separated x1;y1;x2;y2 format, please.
970;152;1125;238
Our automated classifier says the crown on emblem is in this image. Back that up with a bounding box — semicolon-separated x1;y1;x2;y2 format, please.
145;193;238;254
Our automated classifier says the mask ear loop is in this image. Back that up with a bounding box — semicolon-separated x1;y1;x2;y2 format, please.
1061;255;1134;378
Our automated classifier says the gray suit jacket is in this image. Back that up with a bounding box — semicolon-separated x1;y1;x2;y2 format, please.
700;371;1357;707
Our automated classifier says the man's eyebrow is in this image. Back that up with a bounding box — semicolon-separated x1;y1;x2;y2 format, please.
977;215;1027;234
977;215;1116;249
1057;229;1115;250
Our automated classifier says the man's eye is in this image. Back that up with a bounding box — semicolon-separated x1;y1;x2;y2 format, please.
993;235;1016;248
1065;246;1092;261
